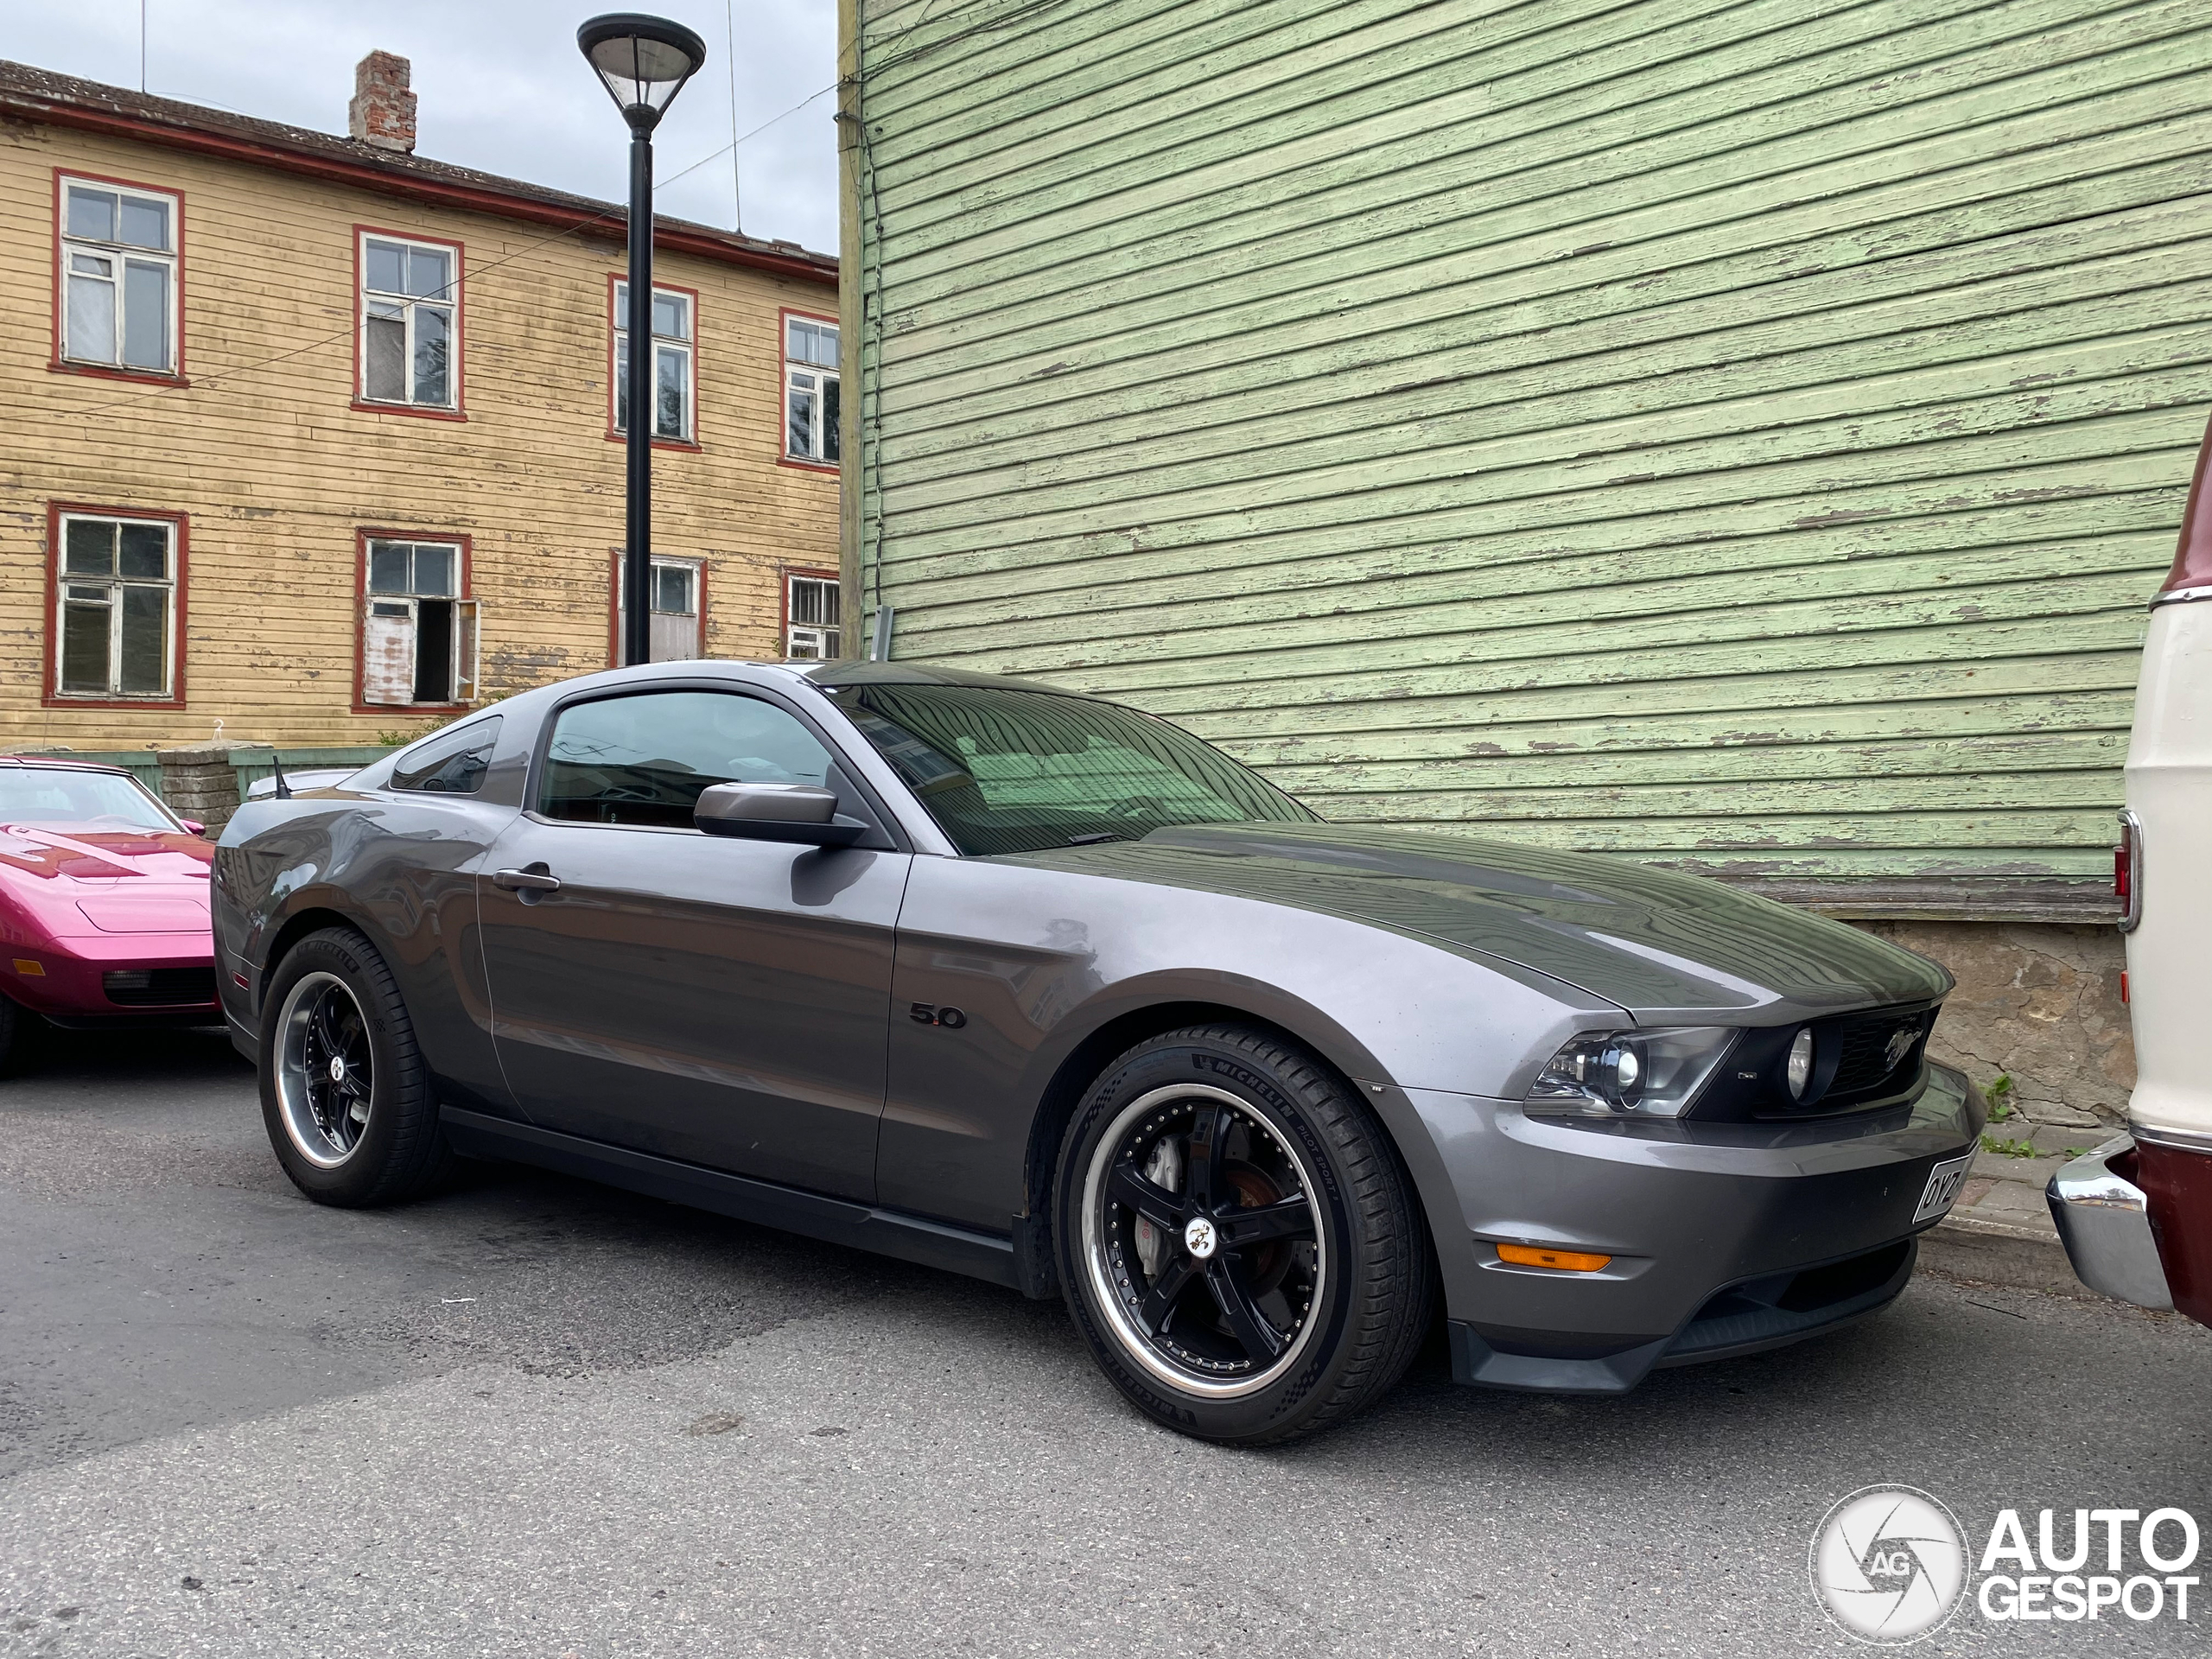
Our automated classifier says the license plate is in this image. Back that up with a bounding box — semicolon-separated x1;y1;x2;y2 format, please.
1913;1154;1974;1224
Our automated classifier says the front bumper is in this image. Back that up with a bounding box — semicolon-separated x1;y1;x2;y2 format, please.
1;933;217;1018
1406;1062;1980;1393
2047;1136;2174;1310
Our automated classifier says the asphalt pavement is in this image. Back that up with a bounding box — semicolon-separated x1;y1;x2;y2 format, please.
2;1031;2207;1657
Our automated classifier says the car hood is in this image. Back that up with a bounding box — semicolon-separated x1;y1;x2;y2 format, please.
0;823;213;883
1004;822;1949;1022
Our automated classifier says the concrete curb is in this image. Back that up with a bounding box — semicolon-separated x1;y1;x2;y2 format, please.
1921;1211;2101;1300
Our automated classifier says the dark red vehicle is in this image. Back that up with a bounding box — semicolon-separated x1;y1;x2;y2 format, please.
0;757;218;1070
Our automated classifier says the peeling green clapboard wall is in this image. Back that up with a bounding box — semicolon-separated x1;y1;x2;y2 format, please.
850;0;2212;892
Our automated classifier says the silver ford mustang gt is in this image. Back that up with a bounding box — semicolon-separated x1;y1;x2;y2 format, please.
215;660;1980;1444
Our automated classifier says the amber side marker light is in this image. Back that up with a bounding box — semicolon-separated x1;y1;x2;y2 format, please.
12;959;43;976
1497;1243;1612;1272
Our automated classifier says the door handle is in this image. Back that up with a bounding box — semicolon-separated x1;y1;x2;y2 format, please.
492;867;563;893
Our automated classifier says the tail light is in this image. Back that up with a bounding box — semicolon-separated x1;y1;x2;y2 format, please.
2117;809;2143;933
2161;413;2212;601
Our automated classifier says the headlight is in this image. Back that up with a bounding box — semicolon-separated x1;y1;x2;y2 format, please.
1523;1027;1740;1118
1785;1027;1815;1100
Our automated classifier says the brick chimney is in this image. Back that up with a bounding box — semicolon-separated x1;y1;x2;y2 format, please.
348;51;416;154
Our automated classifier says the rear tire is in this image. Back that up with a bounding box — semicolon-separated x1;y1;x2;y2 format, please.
1053;1023;1433;1445
259;927;449;1206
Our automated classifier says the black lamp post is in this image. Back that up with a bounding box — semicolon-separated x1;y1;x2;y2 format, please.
578;13;708;668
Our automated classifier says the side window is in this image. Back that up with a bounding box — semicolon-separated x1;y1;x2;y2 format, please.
60;176;179;375
784;570;841;659
359;232;458;409
361;535;478;706
538;691;833;828
613;281;694;442
783;314;840;465
54;511;181;700
391;715;501;794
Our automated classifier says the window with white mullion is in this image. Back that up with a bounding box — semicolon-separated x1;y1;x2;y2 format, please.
60;178;177;373
613;555;703;663
360;234;457;407
613;282;693;442
55;514;176;698
785;573;842;660
783;316;840;465
362;537;477;705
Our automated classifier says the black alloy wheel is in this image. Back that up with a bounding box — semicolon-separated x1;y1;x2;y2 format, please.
1089;1088;1324;1389
1056;1023;1433;1444
277;972;375;1166
258;926;450;1206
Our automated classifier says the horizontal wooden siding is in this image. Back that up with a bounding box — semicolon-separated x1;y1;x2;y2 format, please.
854;0;2212;887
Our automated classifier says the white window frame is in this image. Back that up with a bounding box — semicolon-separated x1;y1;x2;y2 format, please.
614;554;705;664
613;281;696;443
59;175;178;375
783;314;840;466
54;512;179;700
359;232;460;409
785;571;842;660
361;537;478;706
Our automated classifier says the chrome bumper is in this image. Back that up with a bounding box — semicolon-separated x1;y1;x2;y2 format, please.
2046;1136;2173;1309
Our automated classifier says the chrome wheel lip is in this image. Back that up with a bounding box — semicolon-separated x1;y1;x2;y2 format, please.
274;970;372;1170
1080;1082;1328;1402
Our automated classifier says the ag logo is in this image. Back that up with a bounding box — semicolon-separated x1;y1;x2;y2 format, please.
1810;1485;1970;1644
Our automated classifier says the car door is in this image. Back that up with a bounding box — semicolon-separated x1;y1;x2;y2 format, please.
476;683;908;1200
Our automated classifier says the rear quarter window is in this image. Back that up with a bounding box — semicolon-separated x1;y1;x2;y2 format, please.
391;715;501;795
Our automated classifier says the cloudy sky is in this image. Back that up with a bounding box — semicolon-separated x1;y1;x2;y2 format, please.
0;0;840;253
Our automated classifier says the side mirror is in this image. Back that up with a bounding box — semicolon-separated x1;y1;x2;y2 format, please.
178;819;206;836
694;782;868;847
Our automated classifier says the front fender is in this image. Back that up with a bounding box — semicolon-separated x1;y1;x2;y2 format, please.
874;855;1615;1234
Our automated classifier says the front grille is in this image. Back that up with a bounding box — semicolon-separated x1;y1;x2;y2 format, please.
104;967;218;1007
1826;1008;1934;1104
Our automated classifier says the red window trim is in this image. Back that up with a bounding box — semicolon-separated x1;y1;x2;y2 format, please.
604;272;703;453
779;563;842;661
350;224;467;422
50;167;188;385
778;306;840;474
353;526;475;714
41;500;190;709
606;550;709;668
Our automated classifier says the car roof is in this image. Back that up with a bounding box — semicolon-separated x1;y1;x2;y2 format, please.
0;755;134;776
794;659;1090;696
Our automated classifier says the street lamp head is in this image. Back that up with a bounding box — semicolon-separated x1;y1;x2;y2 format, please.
577;13;708;130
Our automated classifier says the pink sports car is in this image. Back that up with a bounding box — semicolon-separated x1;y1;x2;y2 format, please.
0;756;218;1071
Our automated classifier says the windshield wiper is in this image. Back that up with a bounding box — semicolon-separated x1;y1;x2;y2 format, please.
1066;831;1125;846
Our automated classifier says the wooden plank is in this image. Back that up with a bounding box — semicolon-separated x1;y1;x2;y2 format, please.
851;0;2207;885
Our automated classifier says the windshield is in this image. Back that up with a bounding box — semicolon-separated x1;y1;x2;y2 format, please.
0;767;178;831
826;683;1318;856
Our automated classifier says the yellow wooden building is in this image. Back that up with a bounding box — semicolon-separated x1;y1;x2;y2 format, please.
0;54;842;749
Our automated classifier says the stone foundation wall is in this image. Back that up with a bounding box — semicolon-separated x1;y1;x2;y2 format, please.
156;746;248;838
1851;920;2133;1130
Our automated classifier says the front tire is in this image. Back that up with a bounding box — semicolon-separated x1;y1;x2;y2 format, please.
1054;1024;1433;1445
259;927;449;1206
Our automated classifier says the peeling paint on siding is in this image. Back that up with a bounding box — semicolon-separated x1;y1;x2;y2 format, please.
853;0;2212;889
